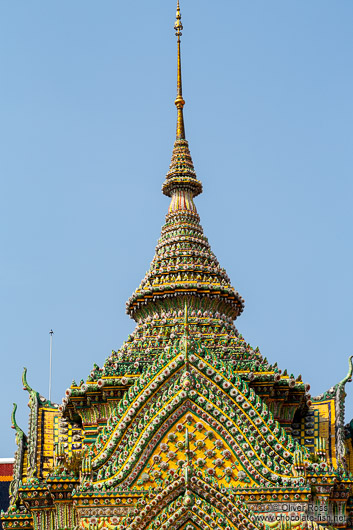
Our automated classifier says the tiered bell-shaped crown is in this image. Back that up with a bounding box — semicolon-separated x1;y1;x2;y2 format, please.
126;2;244;323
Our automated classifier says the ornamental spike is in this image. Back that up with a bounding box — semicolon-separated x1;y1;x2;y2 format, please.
174;0;185;139
22;367;33;393
11;403;18;431
161;1;203;200
128;3;243;326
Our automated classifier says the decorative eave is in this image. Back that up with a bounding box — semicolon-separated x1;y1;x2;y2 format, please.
60;376;138;417
1;511;33;530
18;481;53;511
45;474;79;503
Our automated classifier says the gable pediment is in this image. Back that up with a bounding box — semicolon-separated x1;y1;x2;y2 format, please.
85;339;309;493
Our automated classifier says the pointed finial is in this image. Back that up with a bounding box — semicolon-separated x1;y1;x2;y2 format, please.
174;0;185;139
174;0;183;39
11;403;25;446
22;367;33;393
11;403;18;430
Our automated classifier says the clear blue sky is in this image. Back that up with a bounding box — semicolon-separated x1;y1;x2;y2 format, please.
1;1;353;456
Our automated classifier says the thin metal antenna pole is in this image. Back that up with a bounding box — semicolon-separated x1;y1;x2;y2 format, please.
49;329;54;401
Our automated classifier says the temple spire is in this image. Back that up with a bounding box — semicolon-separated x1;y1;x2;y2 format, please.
174;0;185;139
125;1;244;330
161;2;202;200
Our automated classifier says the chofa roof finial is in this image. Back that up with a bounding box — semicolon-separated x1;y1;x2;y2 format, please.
22;367;33;393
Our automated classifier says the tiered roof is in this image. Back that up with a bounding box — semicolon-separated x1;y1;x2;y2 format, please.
3;3;353;530
120;1;246;374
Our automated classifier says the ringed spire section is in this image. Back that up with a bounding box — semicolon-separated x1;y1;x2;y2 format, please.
162;1;202;200
126;1;244;323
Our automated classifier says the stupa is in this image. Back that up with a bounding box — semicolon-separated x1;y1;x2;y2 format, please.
2;3;353;529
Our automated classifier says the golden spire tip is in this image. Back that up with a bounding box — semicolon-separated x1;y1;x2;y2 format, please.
175;0;182;39
174;0;185;140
